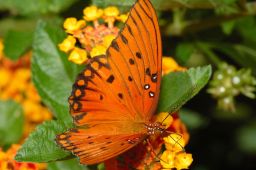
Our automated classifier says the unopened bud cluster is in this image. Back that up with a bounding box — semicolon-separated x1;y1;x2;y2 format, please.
208;62;256;111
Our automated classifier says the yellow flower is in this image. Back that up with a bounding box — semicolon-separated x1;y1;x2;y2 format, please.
104;6;120;17
116;14;128;23
172;118;190;144
83;6;103;21
175;152;193;170
90;45;107;58
58;35;76;53
164;133;185;152
68;47;88;64
160;150;176;169
162;57;186;75
0;68;11;88
103;34;116;48
63;17;86;34
156;112;173;129
0;39;3;60
26;83;41;102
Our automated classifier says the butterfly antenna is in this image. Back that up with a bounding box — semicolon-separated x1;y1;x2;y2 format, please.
145;139;169;164
160;112;172;125
159;112;186;152
165;131;186;152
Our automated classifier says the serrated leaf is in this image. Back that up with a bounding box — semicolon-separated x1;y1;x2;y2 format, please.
31;20;83;124
48;158;88;170
15;120;72;162
0;100;24;146
157;65;212;113
3;30;33;60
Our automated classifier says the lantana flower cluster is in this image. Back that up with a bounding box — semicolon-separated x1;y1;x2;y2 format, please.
0;40;51;169
104;113;192;170
58;5;128;64
0;145;44;170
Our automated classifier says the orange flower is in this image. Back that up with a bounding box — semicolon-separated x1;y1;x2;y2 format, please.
167;113;190;144
162;57;186;75
0;52;52;139
0;144;44;170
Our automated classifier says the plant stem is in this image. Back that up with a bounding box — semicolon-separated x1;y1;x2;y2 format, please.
182;2;256;34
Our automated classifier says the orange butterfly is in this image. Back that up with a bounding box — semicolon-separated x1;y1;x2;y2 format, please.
56;0;163;165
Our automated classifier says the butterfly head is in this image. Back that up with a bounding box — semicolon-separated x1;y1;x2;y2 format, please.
145;122;166;135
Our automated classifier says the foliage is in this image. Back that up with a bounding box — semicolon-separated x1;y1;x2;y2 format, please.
0;100;24;146
0;0;256;170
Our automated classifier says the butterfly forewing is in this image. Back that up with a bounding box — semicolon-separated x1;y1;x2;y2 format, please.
56;0;162;165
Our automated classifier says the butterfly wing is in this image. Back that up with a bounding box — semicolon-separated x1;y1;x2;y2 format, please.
56;0;162;164
56;124;146;164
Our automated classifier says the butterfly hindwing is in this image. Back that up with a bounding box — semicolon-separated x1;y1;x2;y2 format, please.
56;124;146;164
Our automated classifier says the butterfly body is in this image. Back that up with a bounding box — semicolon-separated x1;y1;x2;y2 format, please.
56;0;162;165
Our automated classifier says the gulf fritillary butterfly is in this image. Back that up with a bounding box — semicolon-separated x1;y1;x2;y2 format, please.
56;0;164;165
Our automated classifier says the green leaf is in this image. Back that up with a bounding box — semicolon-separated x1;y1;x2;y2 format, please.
157;65;212;113
32;20;83;124
0;100;24;146
221;20;235;35
15;120;72;162
175;43;195;64
0;18;37;37
48;158;88;170
236;121;256;154
3;30;33;60
0;0;77;16
179;108;208;130
212;43;256;74
92;0;225;11
236;16;256;46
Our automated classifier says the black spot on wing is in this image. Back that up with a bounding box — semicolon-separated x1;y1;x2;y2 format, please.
129;58;135;65
118;93;123;99
107;75;115;83
136;52;142;59
112;41;120;51
121;34;128;44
